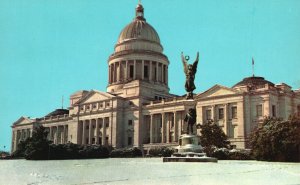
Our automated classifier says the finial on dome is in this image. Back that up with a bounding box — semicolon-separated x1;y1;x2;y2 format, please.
135;0;145;21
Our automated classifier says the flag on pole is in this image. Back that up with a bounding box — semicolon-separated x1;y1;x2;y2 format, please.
252;57;254;65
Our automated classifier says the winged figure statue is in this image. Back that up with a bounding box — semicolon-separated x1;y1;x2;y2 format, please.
181;52;199;99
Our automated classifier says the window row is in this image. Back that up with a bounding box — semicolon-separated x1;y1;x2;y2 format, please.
205;106;237;121
80;102;111;111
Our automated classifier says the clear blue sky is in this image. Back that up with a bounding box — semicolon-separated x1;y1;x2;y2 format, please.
1;0;300;151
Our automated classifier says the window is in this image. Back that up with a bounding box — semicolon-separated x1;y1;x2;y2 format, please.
92;104;97;109
80;107;84;111
106;122;109;128
86;105;90;110
272;105;276;117
256;104;263;117
99;103;103;108
106;102;110;107
154;67;157;80
129;65;134;78
86;125;89;129
218;108;224;119
99;123;102;128
155;96;158;100
128;120;133;126
231;107;237;119
206;109;212;120
128;137;132;146
144;65;149;79
92;138;95;144
98;137;102;144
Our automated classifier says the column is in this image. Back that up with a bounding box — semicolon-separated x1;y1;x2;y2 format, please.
156;62;158;81
166;66;168;85
60;126;64;144
54;126;57;144
96;118;100;144
108;65;111;83
161;64;164;83
49;127;52;141
12;131;16;152
174;111;178;142
178;111;183;137
149;61;152;81
150;114;154;143
89;120;92;144
114;63;117;83
237;101;245;139
142;60;144;80
161;113;165;143
82;121;86;145
125;60;128;81
64;125;67;143
118;62;121;82
224;104;228;136
133;60;136;79
211;105;215;121
166;113;170;143
102;119;106;145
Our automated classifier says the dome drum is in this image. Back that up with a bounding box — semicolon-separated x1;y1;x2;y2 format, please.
106;3;170;95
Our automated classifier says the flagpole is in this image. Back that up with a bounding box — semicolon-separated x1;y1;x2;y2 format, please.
252;57;255;77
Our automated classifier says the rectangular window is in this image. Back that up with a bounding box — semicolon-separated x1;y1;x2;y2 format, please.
105;137;108;145
92;138;95;144
99;123;102;128
206;109;212;120
129;65;134;78
218;108;224;119
256;105;263;117
144;65;149;79
128;120;133;126
154;67;157;80
272;105;276;117
92;104;97;109
106;102;110;107
231;107;237;119
106;122;109;128
128;137;132;146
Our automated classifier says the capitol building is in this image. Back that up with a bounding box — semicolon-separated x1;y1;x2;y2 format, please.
11;3;300;152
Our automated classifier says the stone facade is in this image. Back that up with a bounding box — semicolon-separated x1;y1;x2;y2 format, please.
11;3;300;152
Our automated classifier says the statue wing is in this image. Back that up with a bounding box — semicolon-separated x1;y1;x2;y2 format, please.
181;52;188;74
192;52;199;73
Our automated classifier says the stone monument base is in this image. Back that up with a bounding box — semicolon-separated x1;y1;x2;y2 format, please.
163;134;218;163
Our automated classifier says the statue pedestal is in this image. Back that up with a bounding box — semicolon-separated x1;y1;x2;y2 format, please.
163;134;218;163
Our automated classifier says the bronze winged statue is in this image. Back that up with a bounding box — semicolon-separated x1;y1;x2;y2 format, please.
181;52;199;99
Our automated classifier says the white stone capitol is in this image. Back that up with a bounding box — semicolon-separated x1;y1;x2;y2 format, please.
11;2;300;153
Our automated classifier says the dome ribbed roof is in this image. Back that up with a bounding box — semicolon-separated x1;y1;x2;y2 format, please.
233;76;274;88
117;20;160;44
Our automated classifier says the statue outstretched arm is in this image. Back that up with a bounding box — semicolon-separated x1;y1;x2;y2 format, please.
192;52;199;73
181;52;188;74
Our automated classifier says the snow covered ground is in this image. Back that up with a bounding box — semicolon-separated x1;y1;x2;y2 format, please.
0;158;299;185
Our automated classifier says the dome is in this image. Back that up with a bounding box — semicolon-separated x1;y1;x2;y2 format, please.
117;20;160;44
232;76;274;88
113;3;163;53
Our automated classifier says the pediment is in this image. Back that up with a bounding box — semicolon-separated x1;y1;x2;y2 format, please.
13;117;34;126
76;90;115;104
196;85;238;99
